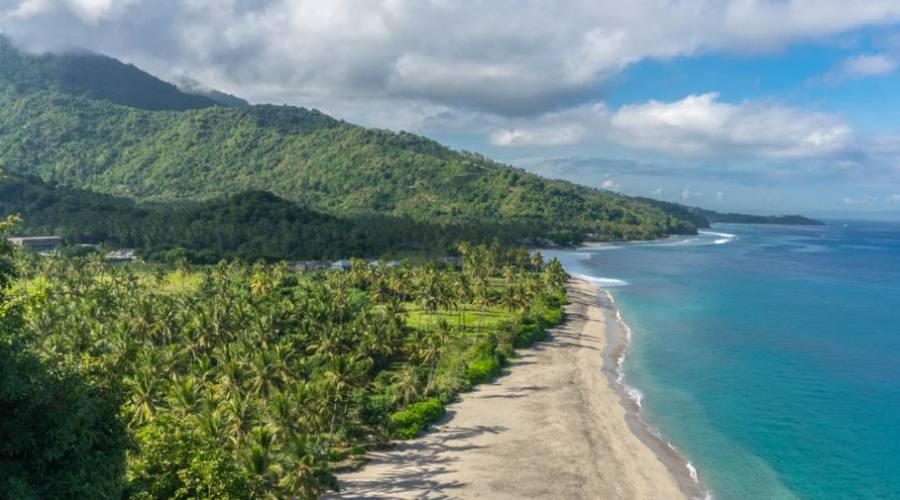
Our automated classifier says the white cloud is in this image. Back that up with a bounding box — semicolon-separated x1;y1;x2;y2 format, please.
7;0;134;23
5;0;50;19
841;53;897;76
610;93;852;158
5;1;900;116
4;0;900;192
821;53;899;82
491;93;853;161
489;125;587;147
888;193;900;203
716;191;726;202
601;178;620;190
67;0;124;22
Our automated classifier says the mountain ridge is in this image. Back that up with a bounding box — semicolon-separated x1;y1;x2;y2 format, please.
0;35;819;244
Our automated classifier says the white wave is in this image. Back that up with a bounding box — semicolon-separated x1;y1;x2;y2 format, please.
699;230;737;245
686;463;714;499
573;272;630;288
625;386;644;408
686;462;699;482
602;286;712;500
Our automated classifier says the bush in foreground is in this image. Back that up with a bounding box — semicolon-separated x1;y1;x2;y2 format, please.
389;398;446;439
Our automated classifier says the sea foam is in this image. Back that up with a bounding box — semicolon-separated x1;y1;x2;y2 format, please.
572;272;629;287
698;230;737;245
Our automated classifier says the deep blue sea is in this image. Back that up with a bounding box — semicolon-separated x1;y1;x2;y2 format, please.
545;221;900;499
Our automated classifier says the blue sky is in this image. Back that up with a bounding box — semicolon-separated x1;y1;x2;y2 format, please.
4;1;900;217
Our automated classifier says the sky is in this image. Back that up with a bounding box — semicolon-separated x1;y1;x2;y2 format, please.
3;1;900;216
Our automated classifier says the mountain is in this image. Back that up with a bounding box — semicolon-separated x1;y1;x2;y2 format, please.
0;36;218;111
0;35;696;242
0;36;812;246
175;77;251;108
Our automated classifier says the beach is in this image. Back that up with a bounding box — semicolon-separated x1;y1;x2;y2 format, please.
331;278;692;499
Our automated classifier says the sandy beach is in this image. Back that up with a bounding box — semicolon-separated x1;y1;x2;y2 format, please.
331;278;692;499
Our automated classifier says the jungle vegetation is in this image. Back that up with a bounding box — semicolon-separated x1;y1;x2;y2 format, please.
1;225;569;498
1;173;587;261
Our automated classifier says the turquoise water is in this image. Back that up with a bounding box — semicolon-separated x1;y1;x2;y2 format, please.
545;221;900;499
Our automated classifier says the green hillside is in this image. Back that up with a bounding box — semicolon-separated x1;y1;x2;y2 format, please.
0;174;586;261
0;36;693;241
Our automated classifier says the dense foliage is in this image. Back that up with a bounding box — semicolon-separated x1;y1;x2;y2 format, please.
1;174;589;261
0;37;694;242
0;217;126;499
5;242;568;497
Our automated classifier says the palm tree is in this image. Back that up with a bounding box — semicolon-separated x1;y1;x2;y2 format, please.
166;374;201;416
530;250;544;271
472;276;491;334
124;365;158;427
280;433;337;499
392;365;421;405
424;320;453;392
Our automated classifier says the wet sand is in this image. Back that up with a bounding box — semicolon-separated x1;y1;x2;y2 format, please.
331;278;689;499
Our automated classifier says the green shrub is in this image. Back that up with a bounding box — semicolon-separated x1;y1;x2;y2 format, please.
516;322;546;347
389;398;445;439
126;415;261;499
465;356;501;385
541;307;564;327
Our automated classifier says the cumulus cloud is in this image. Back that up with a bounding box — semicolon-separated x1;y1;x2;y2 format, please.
610;93;853;158
4;0;900;117
491;93;853;161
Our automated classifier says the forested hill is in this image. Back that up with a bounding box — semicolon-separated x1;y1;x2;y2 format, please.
0;36;692;242
0;36;220;111
0;174;589;261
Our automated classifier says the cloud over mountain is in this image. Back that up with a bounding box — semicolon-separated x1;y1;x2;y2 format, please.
5;0;900;117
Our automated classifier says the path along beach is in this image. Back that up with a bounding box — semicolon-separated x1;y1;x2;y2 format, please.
332;278;698;499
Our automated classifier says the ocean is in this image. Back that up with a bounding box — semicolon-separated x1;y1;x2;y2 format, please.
544;221;900;499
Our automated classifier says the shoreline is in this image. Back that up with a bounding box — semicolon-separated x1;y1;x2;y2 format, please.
331;278;694;499
596;287;709;499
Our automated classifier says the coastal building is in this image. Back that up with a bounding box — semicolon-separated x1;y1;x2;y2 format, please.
8;236;63;253
331;259;352;270
105;248;136;262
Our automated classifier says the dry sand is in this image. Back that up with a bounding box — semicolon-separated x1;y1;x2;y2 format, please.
331;279;690;499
